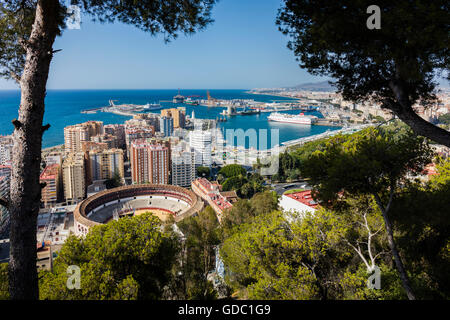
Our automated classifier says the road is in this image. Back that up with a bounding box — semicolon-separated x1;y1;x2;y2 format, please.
271;181;311;195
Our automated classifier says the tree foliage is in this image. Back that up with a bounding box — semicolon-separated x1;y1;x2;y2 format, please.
39;213;180;300
175;206;220;299
220;208;400;300
218;164;247;179
0;263;8;300
219;164;266;198
0;0;217;300
105;171;122;189
389;163;450;299
277;0;450;146
220;190;279;238
302;126;433;204
300;125;434;299
196;166;211;179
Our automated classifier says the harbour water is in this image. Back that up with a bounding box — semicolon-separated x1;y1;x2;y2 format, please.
0;89;341;149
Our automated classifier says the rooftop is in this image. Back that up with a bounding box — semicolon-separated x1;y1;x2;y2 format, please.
285;190;319;209
40;163;60;180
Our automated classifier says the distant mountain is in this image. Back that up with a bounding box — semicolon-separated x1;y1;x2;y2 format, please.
288;81;336;92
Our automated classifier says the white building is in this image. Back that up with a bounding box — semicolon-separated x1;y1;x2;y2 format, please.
279;190;318;222
189;130;212;167
171;143;196;187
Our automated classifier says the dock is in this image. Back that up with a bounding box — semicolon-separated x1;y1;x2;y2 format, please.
315;119;342;126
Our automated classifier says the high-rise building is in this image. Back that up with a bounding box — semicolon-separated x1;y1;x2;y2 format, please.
64;124;90;153
40;164;61;207
130;113;160;131
161;108;186;128
88;148;124;182
171;143;196;187
45;152;63;166
130;140;170;184
104;124;126;148
124;127;155;157
81;141;109;153
0;135;13;166
84;121;104;137
0;165;11;177
160;116;174;137
64;121;104;153
0;167;11;234
62;152;86;204
91;133;118;149
189;130;212;167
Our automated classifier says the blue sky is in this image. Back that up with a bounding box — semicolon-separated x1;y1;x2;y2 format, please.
0;0;326;90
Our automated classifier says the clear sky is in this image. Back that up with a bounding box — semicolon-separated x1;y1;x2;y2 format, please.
0;0;327;90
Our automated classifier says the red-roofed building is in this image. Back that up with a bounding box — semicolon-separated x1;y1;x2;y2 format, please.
279;190;318;217
191;178;233;222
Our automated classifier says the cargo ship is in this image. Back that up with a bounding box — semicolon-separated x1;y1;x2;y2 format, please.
268;112;318;125
238;106;261;115
185;97;199;105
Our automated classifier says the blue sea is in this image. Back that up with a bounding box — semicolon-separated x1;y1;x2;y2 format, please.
0;89;340;149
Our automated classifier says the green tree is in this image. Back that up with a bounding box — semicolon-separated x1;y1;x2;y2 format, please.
218;164;247;179
277;0;450;146
39;213;180;300
0;0;216;299
249;190;279;217
220;210;353;299
301;126;434;299
196;166;211;179
438;114;450;126
105;171;123;189
220;191;279;238
239;173;266;199
0;263;8;300
176;206;220;299
388;162;450;299
222;175;246;193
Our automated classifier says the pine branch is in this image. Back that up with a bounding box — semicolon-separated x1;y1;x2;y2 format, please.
10;71;21;83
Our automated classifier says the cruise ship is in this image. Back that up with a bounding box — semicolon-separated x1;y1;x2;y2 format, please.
143;103;163;111
268;112;318;125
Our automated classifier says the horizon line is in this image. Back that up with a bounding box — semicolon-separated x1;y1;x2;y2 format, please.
0;88;253;91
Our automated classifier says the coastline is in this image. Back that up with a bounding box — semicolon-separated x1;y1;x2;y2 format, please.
42;144;64;153
244;90;302;101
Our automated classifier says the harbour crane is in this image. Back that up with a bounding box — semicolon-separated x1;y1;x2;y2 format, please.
206;90;217;106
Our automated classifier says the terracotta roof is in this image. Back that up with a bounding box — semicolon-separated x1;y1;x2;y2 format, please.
285;190;319;209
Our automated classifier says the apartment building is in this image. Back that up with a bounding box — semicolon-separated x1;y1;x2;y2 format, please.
40;164;61;207
160;116;174;137
0;135;13;166
171;143;196;187
130;140;170;184
88;148;124;181
62;152;86;204
0;168;11;234
104;124;126;148
189;130;212;167
161;108;186;128
64;121;103;153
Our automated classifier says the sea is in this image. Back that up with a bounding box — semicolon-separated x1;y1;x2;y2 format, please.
0;89;340;149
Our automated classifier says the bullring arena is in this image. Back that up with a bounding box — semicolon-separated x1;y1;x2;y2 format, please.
74;184;204;236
